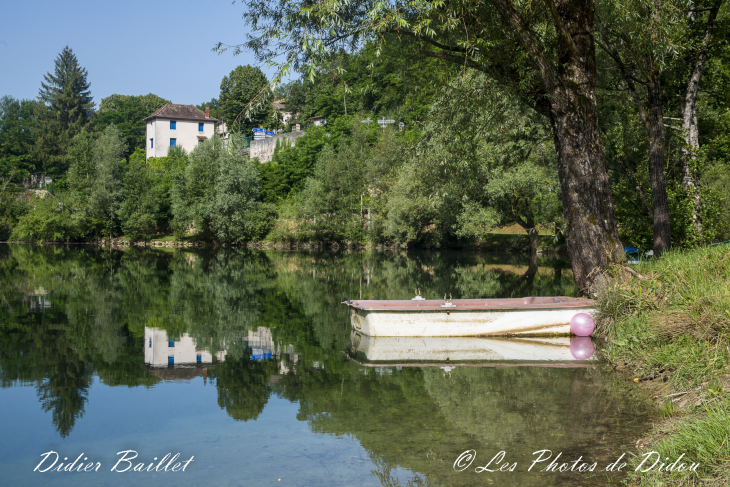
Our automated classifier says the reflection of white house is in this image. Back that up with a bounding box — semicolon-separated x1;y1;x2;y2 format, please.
144;326;298;370
144;104;218;159
144;327;226;367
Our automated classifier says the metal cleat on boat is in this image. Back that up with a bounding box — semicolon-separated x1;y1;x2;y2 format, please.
440;293;456;308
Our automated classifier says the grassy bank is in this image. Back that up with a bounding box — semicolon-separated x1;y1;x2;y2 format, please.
595;245;730;485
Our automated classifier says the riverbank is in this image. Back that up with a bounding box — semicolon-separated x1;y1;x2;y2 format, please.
595;244;730;485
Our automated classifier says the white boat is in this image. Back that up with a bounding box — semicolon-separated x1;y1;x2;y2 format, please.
344;297;596;337
350;333;597;364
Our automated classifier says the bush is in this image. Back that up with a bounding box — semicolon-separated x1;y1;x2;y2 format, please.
10;196;78;242
242;202;278;241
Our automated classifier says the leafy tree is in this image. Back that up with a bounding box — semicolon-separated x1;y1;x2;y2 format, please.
297;128;370;242
118;149;166;240
99;93;169;115
9;195;77;242
383;73;561;253
66;129;96;236
257;119;353;203
228;0;628;292
219;65;272;133
172;135;264;242
88;124;128;239
32;46;94;182
0;96;37;181
94;94;169;151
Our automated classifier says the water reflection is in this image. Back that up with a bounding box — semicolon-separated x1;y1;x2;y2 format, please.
0;245;649;486
351;334;597;364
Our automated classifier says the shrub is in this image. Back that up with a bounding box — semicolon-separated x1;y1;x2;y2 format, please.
10;196;78;242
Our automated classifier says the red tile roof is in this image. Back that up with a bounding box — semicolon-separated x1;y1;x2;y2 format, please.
144;103;218;122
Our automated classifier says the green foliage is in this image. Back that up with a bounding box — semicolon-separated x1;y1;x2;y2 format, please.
258;117;358;205
87;125;128;239
219;65;272;134
94;93;169;151
118;149;167;240
9;196;77;242
284;41;457;127
296;129;369;242
702;163;730;241
381;72;561;247
0;96;37;181
171;135;263;242
31;46;94;182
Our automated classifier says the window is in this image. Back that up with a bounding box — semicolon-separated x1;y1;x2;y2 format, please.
150;138;154;148
168;341;175;347
170;120;176;130
170;138;176;147
148;338;152;348
196;354;202;363
199;122;204;132
168;356;174;365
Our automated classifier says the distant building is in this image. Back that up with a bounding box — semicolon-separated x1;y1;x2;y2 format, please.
272;102;296;125
144;104;218;158
310;115;327;126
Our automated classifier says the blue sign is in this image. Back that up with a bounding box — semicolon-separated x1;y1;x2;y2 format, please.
252;128;265;133
265;131;275;136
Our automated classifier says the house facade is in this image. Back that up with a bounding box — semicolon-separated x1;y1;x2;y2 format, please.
144;104;218;158
310;115;327;126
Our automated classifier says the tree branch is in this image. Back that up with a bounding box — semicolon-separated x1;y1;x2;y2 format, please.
544;0;579;61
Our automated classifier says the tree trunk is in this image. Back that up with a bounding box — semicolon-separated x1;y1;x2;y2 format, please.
679;0;722;238
489;0;625;292
595;21;672;255
646;69;672;255
528;229;539;271
546;0;625;292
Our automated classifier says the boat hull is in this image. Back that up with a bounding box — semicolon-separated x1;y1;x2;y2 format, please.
346;298;596;337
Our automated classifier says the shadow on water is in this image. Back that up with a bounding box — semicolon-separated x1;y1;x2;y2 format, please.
0;244;652;486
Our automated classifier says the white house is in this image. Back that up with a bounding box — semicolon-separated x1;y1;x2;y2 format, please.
310;115;327;126
144;104;218;158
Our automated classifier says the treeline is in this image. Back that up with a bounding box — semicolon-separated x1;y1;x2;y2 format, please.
2;31;730;250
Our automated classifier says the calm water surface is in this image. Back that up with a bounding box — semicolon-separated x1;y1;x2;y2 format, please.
0;244;653;486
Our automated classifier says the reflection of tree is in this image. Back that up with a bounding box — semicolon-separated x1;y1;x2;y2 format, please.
216;356;277;421
0;243;585;443
37;354;91;438
279;361;650;487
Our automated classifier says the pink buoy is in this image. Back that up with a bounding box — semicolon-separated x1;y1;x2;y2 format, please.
570;337;595;360
570;312;595;337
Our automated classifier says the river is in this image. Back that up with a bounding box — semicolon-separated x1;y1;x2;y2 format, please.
0;244;653;486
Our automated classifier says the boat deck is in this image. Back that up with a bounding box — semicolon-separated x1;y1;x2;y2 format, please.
345;296;595;311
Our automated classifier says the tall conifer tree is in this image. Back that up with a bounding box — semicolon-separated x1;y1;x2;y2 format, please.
32;46;94;180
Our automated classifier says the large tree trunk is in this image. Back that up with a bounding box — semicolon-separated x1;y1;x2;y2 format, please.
491;0;625;293
679;0;722;238
547;0;624;293
646;68;672;255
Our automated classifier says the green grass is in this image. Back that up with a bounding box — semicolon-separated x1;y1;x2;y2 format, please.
594;245;730;485
631;399;730;486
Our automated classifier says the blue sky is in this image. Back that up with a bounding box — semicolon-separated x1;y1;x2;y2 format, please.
0;0;287;108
